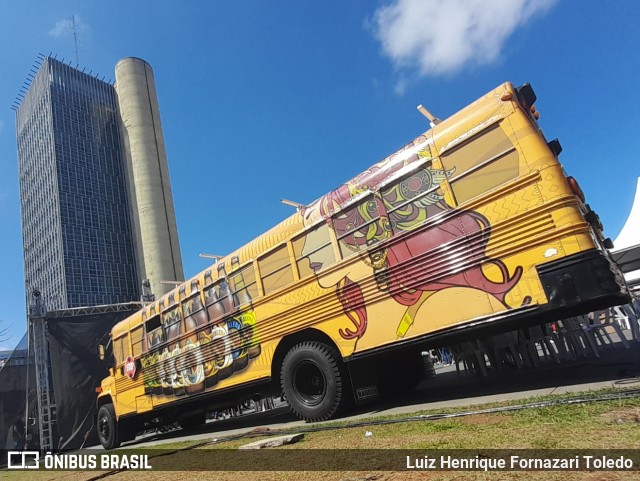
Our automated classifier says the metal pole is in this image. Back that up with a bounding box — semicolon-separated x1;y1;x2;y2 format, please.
24;314;30;449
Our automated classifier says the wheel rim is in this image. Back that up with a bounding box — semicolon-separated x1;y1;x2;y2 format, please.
98;413;110;442
292;360;327;406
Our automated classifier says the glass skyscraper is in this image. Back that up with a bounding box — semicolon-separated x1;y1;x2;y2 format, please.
16;57;139;310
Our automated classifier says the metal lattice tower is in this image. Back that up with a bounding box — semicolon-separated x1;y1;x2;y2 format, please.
28;289;56;451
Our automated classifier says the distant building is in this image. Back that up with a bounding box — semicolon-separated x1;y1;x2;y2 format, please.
0;349;28;369
612;177;640;288
15;56;183;310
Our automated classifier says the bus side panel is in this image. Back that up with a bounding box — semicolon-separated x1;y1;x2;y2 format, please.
114;374;144;416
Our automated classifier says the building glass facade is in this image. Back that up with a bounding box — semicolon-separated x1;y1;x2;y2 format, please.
17;58;139;310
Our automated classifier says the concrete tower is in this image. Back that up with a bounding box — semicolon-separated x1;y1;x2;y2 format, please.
115;57;184;298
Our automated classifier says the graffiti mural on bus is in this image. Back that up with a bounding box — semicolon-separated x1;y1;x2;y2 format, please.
299;137;526;350
140;271;261;396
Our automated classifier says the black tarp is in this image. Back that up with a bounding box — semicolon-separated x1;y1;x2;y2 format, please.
46;308;138;450
0;333;35;450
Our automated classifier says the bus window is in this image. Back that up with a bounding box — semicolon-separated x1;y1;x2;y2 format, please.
442;124;519;205
131;326;144;358
380;160;444;236
205;280;232;321
113;335;127;366
162;305;182;346
183;293;207;332
145;315;164;351
292;222;336;278
258;245;294;295
229;264;258;307
333;194;383;259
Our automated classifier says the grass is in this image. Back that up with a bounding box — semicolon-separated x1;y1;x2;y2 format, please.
2;388;640;481
153;387;640;450
213;396;640;450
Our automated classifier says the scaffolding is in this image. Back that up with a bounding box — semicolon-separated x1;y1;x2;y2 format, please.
28;289;56;451
27;294;144;451
46;302;144;318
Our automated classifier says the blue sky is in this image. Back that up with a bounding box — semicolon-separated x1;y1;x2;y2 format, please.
0;0;638;349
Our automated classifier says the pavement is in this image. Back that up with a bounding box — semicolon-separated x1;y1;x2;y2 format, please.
125;334;640;448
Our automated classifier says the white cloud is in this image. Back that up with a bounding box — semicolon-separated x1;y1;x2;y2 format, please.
394;75;408;96
372;0;557;78
49;15;90;38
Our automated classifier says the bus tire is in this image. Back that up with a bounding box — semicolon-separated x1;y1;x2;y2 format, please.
281;341;349;422
97;403;120;450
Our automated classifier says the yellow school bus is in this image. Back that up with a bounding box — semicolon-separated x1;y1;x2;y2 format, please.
96;82;628;449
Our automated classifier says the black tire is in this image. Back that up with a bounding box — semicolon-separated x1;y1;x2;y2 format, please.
97;403;120;450
280;341;350;422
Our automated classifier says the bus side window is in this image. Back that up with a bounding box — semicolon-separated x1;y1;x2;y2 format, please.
292;223;336;278
333;194;382;259
183;293;207;331
441;123;520;205
229;264;258;307
113;335;127;367
145;315;164;351
131;326;144;358
205;280;232;321
258;244;294;295
162;305;182;346
380;160;443;235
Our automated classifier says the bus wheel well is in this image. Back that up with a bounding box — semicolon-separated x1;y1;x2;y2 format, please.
271;329;342;391
97;395;114;409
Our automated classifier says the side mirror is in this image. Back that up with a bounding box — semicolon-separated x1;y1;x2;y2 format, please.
98;344;105;361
